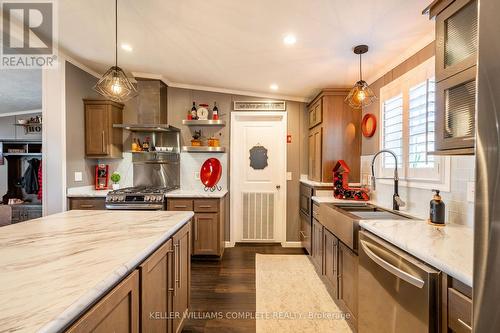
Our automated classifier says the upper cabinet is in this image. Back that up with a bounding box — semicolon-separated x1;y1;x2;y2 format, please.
427;0;478;154
307;89;361;183
84;99;124;159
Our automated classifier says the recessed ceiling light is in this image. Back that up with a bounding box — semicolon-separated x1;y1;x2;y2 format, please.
270;83;279;91
121;43;133;52
283;34;297;45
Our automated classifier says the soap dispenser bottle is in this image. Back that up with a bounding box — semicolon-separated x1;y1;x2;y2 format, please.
430;189;445;225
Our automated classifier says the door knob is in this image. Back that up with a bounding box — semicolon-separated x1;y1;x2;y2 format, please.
276;185;281;190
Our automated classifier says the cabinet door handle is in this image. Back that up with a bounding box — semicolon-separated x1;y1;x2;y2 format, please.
174;205;187;209
80;204;94;208
198;205;212;209
194;218;199;241
458;318;472;331
173;243;179;296
167;249;174;293
299;231;309;239
177;241;182;290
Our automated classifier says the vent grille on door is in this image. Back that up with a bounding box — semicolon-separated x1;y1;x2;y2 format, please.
242;192;274;240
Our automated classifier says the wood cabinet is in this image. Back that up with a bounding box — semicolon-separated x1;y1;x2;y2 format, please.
338;242;358;328
308;99;323;129
140;239;173;333
66;221;191;333
299;211;311;255
311;218;324;274
308;126;322;182
67;270;139;333
172;223;191;333
307;89;361;182
428;0;478;154
323;228;339;299
168;197;225;257
84;99;124;159
68;197;106;210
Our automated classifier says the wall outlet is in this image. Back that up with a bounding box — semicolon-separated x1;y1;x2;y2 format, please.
194;171;200;180
74;171;83;182
287;172;292;181
467;181;475;202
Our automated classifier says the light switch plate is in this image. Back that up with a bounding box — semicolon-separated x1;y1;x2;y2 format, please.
287;172;292;181
467;181;475;202
194;171;200;180
74;172;83;182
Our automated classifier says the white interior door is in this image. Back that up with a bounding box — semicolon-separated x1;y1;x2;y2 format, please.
230;112;287;244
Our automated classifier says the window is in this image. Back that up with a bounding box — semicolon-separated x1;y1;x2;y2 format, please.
379;57;449;190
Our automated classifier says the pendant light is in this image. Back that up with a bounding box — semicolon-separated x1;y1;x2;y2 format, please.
93;0;137;102
345;45;377;110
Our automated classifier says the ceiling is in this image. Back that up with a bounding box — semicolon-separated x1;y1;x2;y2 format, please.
58;0;434;101
0;69;42;114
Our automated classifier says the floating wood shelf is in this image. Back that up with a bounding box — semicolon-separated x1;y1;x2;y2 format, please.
182;120;226;126
181;146;225;153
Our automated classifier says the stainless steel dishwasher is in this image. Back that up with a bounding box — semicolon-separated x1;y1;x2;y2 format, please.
358;230;440;333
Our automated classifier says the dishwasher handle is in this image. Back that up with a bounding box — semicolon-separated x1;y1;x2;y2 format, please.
360;239;425;289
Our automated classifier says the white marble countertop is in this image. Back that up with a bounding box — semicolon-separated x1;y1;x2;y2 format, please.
165;189;228;198
67;186;228;199
67;186;110;197
299;178;333;187
0;210;194;333
311;196;372;204
360;219;473;287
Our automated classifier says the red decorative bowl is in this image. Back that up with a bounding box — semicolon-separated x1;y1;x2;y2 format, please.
200;158;222;188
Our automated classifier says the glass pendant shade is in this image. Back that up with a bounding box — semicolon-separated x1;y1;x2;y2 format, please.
345;45;377;110
345;80;377;109
94;66;138;102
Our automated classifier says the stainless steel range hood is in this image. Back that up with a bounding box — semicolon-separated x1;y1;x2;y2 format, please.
114;79;179;132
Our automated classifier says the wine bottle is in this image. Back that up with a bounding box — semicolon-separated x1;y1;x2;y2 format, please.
191;101;198;120
212;102;219;120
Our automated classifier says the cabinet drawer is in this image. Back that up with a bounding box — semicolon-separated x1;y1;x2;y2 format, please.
448;287;472;332
69;198;106;210
312;203;320;221
194;199;219;213
167;199;194;211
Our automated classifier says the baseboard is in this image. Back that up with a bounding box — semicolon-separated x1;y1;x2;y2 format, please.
282;241;303;248
225;241;235;248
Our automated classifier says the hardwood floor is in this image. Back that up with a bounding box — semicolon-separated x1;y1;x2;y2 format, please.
182;243;306;333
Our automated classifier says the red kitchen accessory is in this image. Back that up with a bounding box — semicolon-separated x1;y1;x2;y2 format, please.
95;164;109;190
361;113;377;138
333;160;370;201
200;158;222;191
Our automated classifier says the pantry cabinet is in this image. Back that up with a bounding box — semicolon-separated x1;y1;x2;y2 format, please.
307;89;361;182
84;99;124;158
427;0;478;154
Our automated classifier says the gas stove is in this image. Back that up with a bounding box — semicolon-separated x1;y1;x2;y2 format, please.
105;186;178;210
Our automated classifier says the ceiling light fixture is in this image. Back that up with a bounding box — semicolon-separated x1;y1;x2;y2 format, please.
283;34;297;45
94;0;137;102
270;83;279;91
121;43;133;52
345;45;377;110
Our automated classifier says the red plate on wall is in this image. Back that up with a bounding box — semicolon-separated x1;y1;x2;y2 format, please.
361;113;377;138
200;158;222;188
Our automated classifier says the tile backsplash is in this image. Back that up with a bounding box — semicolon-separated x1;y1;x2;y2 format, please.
360;155;475;227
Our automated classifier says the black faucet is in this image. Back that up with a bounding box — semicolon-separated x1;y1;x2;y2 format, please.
371;149;406;211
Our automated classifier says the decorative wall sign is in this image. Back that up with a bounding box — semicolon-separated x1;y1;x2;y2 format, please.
361;113;377;138
234;100;286;111
249;145;268;170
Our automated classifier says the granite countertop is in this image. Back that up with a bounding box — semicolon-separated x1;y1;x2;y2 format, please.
0;210;194;333
360;219;473;287
165;189;228;198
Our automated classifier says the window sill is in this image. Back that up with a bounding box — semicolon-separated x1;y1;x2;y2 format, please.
377;177;450;192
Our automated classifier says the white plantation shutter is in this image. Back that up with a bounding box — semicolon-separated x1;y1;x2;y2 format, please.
408;79;435;168
382;94;403;169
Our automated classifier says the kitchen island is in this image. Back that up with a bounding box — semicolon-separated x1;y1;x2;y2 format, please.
0;210;193;333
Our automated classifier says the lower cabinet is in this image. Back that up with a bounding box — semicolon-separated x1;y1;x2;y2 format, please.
67;270;139;333
68;197;106;210
168;198;225;257
442;274;473;333
66;221;191;333
323;229;339;298
312;218;324;273
338;242;358;328
299;211;312;255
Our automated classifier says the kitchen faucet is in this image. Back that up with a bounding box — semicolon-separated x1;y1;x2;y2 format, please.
371;149;406;211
